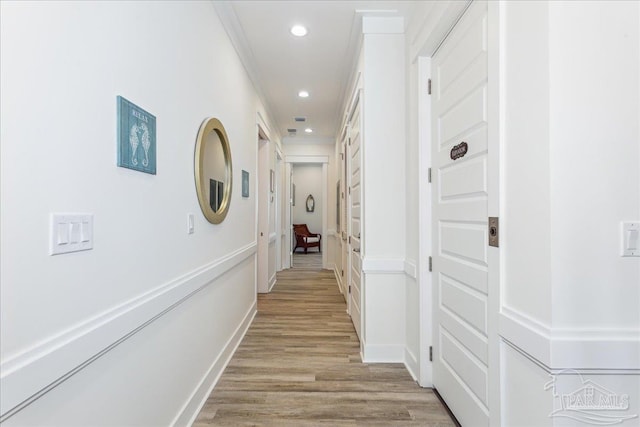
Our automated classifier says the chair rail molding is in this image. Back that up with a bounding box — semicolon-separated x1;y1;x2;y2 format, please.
500;305;640;372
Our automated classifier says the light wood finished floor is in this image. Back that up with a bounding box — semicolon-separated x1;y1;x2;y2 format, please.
292;252;322;269
194;268;455;426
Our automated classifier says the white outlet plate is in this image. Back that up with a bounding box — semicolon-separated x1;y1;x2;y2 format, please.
50;214;93;255
621;222;639;257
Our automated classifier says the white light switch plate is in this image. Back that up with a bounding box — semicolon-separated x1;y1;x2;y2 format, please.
621;222;639;257
50;214;93;255
187;213;194;234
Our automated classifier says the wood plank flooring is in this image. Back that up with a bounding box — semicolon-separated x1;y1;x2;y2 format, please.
292;252;322;269
194;268;455;426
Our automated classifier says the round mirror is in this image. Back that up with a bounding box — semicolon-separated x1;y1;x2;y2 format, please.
194;118;232;224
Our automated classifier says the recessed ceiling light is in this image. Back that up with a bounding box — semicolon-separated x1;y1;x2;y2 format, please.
304;128;313;133
290;25;308;37
298;90;309;98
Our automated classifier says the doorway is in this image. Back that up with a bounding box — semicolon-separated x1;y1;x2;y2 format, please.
291;163;323;269
257;119;279;294
257;135;270;293
284;155;329;271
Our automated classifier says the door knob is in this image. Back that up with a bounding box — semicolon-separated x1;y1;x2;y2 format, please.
353;248;360;253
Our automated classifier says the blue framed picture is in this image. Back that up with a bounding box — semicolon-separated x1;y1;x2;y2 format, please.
242;170;249;197
117;96;156;174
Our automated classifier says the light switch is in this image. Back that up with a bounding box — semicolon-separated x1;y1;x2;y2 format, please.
187;213;194;234
80;221;91;242
56;221;69;245
621;222;639;257
51;214;93;255
69;222;80;243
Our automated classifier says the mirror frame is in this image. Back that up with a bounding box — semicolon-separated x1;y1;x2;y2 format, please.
194;117;232;224
306;194;315;213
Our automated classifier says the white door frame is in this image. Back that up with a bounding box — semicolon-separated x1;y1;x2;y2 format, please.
417;56;433;387
275;148;284;271
285;156;329;269
284;162;293;269
256;112;273;294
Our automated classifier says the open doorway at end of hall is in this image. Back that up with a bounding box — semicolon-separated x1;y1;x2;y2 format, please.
289;162;325;270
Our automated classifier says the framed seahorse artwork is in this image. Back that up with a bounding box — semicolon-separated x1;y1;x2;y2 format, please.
117;96;157;174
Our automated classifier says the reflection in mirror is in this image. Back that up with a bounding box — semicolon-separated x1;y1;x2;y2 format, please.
203;129;226;212
195;118;232;224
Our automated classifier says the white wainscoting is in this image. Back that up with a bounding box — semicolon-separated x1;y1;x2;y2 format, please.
360;258;422;375
360;261;406;364
174;301;256;426
0;243;257;420
500;339;640;427
361;340;405;363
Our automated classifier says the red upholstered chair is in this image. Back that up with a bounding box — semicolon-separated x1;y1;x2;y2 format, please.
293;224;321;253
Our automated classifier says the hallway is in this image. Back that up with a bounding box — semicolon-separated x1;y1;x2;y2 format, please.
193;268;455;426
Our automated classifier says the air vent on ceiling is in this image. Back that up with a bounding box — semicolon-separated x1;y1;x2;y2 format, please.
294;117;307;122
287;128;297;135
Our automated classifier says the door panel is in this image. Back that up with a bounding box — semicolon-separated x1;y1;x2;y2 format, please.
440;156;487;199
432;2;491;425
440;329;488;404
439;88;487;144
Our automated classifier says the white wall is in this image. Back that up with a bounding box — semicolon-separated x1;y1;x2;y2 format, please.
500;1;640;424
548;0;640;330
502;0;553;330
360;17;407;363
0;1;277;424
292;164;323;236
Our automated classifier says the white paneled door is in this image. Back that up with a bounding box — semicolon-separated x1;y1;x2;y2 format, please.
431;2;494;426
348;92;362;340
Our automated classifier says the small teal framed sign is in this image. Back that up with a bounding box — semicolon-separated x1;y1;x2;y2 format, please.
117;96;156;174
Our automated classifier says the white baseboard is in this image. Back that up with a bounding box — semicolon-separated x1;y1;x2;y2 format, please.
0;243;257;419
333;265;345;296
268;273;277;292
174;302;257;426
404;347;419;382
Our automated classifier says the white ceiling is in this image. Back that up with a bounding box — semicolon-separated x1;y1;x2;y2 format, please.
214;1;422;144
